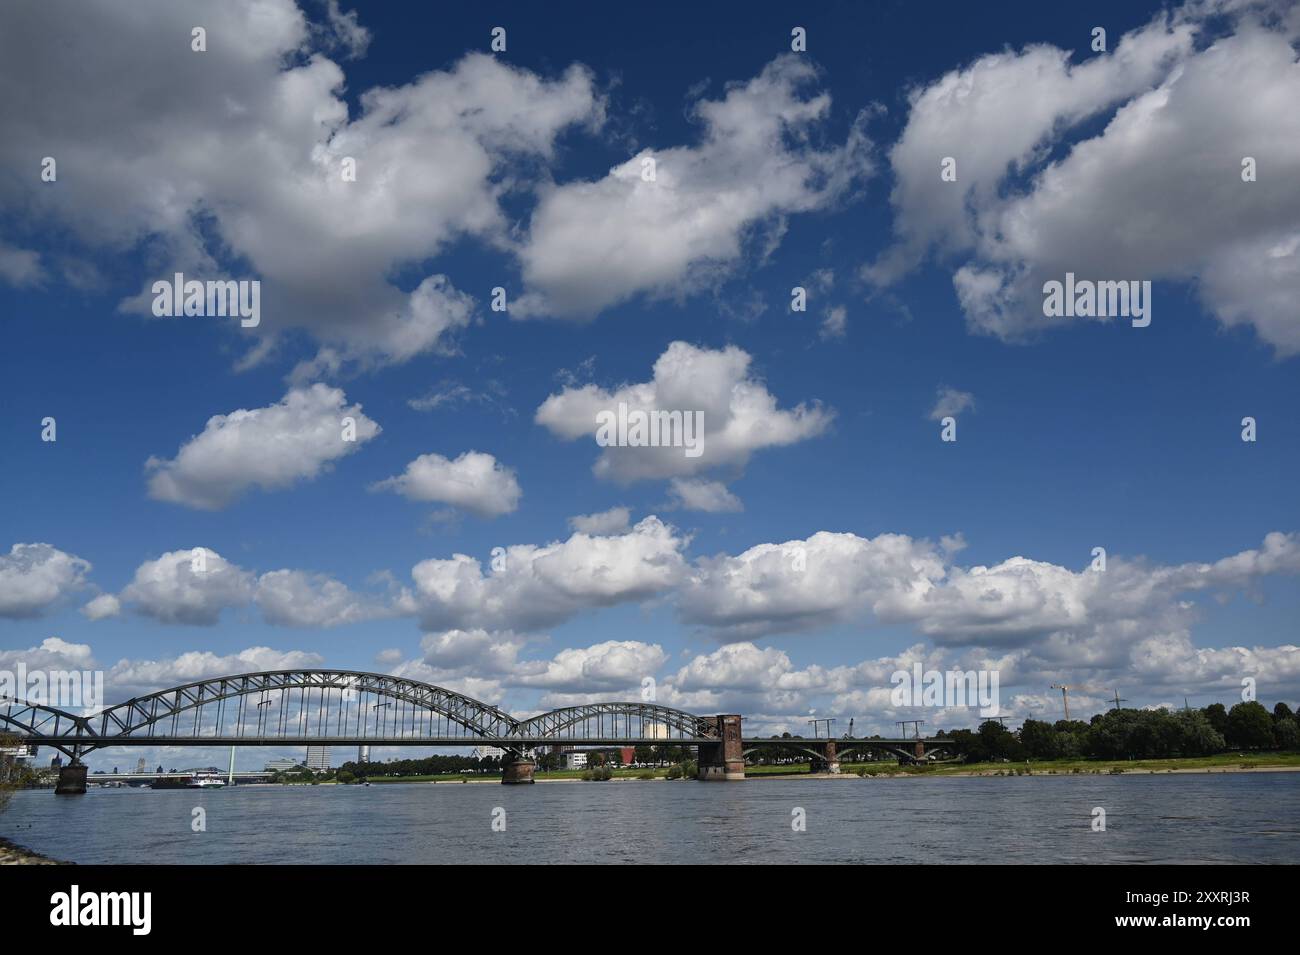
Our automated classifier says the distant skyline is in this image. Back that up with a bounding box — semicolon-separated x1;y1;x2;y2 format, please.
1;0;1297;770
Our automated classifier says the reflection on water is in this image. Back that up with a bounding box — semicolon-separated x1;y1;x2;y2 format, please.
4;772;1297;864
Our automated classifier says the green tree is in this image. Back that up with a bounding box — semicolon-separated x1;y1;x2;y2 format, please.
947;728;986;762
1203;703;1229;737
1226;701;1274;750
534;751;559;771
1173;709;1225;756
1085;709;1170;759
0;733;36;813
977;720;1023;761
1018;719;1058;760
1053;720;1089;758
1274;717;1300;751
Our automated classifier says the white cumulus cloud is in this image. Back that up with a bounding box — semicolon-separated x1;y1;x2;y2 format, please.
146;384;380;510
868;3;1300;355
410;515;688;632
535;340;833;483
667;478;743;513
254;569;395;628
371;450;521;518
568;507;632;535
0;543;92;618
515;55;871;318
0;1;603;369
118;548;255;626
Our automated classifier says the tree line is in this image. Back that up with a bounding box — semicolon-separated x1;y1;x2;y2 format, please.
939;701;1298;763
335;753;503;779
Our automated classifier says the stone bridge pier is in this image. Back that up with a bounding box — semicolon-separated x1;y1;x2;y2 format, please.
809;739;840;775
696;715;745;780
55;761;88;795
500;751;535;784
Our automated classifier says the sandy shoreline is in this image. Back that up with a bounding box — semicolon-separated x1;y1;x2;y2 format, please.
0;836;67;865
935;765;1300;778
368;763;1300;785
775;764;1300;780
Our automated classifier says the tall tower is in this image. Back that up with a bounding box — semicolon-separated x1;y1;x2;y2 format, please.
305;746;331;770
357;745;370;763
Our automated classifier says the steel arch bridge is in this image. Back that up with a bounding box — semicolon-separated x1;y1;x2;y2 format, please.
3;668;956;790
0;668;723;759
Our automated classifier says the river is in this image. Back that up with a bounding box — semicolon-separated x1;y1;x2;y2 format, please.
3;772;1297;864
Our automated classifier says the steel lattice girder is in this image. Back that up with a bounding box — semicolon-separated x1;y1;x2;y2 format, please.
2;670;720;746
510;703;719;740
87;670;523;740
0;697;91;739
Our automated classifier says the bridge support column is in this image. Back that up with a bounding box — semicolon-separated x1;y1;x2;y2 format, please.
697;715;745;781
501;753;535;785
55;763;87;795
914;740;926;762
810;739;840;774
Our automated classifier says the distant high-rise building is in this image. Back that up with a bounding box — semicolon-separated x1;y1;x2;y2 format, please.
357;745;370;763
305;746;331;770
135;757;146;775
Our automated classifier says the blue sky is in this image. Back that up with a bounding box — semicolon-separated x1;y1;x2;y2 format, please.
1;0;1298;767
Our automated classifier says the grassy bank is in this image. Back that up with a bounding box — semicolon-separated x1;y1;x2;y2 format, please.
364;767;675;783
832;752;1300;777
328;752;1300;785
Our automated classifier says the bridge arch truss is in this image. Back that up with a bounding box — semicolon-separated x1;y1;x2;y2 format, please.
1;669;720;755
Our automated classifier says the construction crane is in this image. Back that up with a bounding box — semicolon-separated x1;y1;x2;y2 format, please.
1049;683;1073;721
1050;683;1125;720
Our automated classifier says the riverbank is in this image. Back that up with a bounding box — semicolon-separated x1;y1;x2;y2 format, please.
339;752;1300;784
808;752;1300;778
0;836;67;865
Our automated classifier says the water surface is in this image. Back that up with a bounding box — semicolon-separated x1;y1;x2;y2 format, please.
4;773;1296;864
